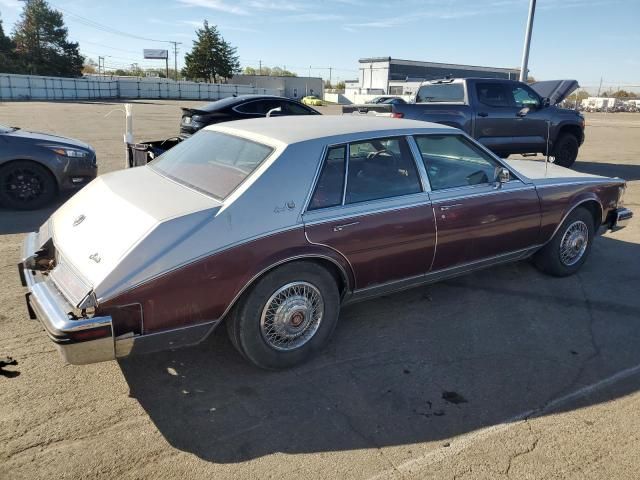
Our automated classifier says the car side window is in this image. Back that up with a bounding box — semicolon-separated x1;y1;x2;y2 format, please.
236;100;280;115
415;135;503;191
511;85;541;108
283;101;313;115
345;137;422;204
308;146;346;210
476;83;511;108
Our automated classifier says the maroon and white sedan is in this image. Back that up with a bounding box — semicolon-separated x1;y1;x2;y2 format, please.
20;116;632;369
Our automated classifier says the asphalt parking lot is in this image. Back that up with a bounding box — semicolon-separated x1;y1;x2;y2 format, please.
1;101;639;480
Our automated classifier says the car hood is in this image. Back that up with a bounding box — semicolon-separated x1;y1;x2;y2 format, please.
7;128;94;150
48;166;221;304
505;159;605;180
529;80;579;105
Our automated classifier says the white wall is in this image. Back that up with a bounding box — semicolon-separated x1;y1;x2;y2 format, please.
0;73;280;101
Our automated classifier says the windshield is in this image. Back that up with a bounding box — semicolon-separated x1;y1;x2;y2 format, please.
150;130;274;200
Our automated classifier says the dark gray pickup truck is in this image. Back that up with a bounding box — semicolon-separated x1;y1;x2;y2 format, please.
343;78;585;167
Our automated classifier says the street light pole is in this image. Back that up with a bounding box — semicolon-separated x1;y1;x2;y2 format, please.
519;0;536;82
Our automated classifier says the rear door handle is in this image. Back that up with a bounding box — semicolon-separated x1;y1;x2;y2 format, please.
439;204;462;211
478;112;489;117
333;221;360;232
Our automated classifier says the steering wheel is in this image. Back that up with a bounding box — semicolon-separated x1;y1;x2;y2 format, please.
366;149;401;171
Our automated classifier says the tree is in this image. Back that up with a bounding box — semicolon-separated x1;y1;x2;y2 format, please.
182;20;240;82
12;0;84;77
0;16;18;73
336;81;346;91
82;57;97;75
242;65;297;77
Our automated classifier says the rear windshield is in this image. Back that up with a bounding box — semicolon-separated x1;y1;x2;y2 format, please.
416;84;465;103
150;131;274;200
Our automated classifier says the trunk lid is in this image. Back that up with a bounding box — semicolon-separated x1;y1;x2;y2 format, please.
50;166;220;303
529;80;579;105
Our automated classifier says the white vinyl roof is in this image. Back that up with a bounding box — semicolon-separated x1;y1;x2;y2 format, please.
209;115;456;146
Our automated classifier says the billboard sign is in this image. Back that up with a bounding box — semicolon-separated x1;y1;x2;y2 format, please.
143;49;168;60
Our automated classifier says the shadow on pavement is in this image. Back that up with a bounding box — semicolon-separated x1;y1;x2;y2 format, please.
0;195;71;235
119;234;640;463
573;161;640;181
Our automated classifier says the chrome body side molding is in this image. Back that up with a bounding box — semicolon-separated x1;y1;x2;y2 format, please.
343;245;541;305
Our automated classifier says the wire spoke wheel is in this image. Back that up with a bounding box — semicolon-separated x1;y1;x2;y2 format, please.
559;220;589;266
260;281;324;351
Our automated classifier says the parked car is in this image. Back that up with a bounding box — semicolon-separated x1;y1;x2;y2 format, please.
20;116;632;369
0;124;97;210
343;78;585;167
180;95;320;136
302;95;323;106
369;95;406;104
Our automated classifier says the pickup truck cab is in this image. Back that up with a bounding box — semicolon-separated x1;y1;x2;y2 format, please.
344;78;585;167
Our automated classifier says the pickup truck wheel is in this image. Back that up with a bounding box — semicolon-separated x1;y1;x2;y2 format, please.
534;207;594;277
552;134;579;168
226;261;340;370
0;160;57;210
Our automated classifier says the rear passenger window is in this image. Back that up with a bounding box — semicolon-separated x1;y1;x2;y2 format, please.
308;146;346;210
345;137;422;204
416;83;464;103
476;83;511;107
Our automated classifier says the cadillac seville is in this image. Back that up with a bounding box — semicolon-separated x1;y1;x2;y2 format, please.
19;116;632;369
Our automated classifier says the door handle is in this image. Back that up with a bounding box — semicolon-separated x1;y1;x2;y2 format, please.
478;112;489;117
333;221;359;232
439;204;462;211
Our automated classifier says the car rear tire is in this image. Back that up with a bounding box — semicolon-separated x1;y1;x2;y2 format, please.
0;161;57;210
534;207;595;277
226;261;340;370
552;133;579;168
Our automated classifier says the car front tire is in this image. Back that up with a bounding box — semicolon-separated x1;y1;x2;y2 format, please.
227;261;340;370
0;160;57;210
534;207;595;277
552;133;579;168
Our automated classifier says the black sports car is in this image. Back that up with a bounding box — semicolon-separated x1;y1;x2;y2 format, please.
179;95;320;136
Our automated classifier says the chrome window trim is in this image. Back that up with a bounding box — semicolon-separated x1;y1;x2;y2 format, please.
342;143;350;205
406;135;432;192
303;196;431;227
300;144;330;214
429;183;534;204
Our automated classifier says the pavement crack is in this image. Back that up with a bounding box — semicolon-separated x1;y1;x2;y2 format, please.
504;421;540;477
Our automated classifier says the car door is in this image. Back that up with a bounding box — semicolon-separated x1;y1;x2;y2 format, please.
473;81;548;154
413;134;541;271
303;137;436;290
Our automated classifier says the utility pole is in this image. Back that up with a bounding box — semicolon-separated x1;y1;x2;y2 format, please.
519;0;536;82
169;42;181;81
329;67;332;87
597;77;603;97
309;65;312;78
98;56;104;76
259;60;262;75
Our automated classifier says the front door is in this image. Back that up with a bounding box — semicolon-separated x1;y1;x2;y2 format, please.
413;134;541;271
303;137;436;290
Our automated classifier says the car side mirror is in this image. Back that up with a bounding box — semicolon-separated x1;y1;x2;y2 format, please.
517;107;530;117
495;167;510;186
542;97;551;108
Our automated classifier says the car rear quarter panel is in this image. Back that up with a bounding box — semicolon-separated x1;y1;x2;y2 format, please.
97;228;354;333
535;180;622;242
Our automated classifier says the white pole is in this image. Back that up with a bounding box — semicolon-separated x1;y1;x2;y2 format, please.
519;0;536;82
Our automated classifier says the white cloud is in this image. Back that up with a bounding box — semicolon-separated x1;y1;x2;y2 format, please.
285;13;344;21
247;1;305;11
0;0;21;8
176;0;250;15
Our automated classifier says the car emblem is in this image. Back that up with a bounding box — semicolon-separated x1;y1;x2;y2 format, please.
73;214;86;226
89;253;101;263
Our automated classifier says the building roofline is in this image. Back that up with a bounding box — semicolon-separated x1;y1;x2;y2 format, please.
358;57;520;73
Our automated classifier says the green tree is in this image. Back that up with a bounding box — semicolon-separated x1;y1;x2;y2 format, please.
0;16;18;73
182;20;240;82
12;0;84;77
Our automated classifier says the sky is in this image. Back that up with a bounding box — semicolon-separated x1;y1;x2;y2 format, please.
0;0;638;91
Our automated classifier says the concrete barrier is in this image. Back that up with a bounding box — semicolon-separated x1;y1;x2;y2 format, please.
0;73;280;101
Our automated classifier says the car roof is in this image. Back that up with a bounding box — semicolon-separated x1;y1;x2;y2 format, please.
195;95;301;112
209;115;456;145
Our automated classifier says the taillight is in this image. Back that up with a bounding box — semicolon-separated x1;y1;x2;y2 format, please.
391;112;404;119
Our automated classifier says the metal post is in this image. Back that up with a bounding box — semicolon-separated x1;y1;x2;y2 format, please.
519;0;536;82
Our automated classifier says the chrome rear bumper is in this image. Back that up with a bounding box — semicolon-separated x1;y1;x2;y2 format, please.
610;207;633;231
19;232;116;365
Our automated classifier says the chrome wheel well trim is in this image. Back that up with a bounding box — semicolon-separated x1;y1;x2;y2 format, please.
544;198;603;245
218;253;352;323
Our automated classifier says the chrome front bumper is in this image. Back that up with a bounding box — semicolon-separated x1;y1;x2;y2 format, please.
19;232;116;365
610;207;633;231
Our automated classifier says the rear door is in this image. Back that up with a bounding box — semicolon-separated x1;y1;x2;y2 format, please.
303;137;436;290
413;133;541;270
